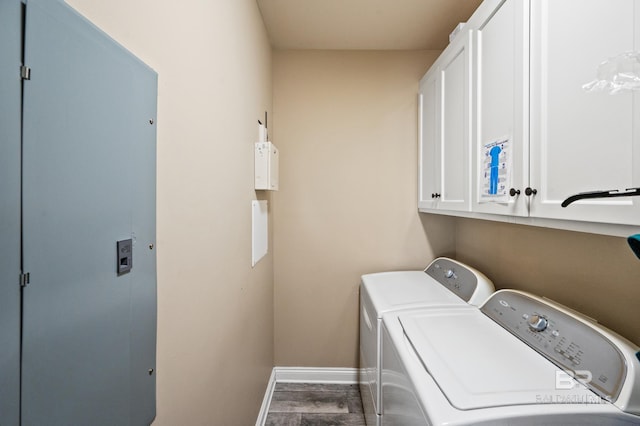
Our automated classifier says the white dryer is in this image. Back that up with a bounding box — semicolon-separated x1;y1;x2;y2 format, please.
359;257;495;426
381;289;640;425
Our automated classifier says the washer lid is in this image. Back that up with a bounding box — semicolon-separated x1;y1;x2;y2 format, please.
363;271;464;316
399;308;600;410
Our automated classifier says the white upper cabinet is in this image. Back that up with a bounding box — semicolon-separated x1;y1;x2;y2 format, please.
418;69;440;210
440;31;472;211
529;0;640;225
471;0;529;217
418;29;472;212
418;0;640;234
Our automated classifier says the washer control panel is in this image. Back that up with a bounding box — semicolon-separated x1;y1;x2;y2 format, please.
425;258;478;302
482;290;626;403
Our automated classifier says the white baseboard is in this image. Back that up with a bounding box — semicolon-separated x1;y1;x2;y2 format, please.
255;367;360;426
274;366;359;384
255;368;276;426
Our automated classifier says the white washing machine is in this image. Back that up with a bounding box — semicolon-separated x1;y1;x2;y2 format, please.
359;257;495;426
381;289;640;425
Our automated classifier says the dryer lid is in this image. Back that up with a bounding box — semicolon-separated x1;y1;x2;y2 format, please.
399;308;600;410
363;271;464;316
361;258;495;315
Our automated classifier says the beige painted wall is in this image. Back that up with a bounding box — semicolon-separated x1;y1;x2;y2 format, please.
455;218;640;346
272;50;456;367
271;48;640;369
65;0;274;424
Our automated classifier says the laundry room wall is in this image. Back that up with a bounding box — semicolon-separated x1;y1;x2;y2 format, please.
455;218;640;346
272;50;456;367
65;0;274;424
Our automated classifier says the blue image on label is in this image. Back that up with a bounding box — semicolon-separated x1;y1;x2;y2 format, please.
489;145;502;195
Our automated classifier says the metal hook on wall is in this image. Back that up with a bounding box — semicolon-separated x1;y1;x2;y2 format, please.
562;187;640;260
561;187;640;207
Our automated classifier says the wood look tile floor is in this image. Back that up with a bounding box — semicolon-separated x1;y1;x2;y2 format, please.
265;383;366;426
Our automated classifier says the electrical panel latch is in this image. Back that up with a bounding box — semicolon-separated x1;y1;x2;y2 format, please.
117;239;133;275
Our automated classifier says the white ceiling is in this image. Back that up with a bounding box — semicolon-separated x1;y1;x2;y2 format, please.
256;0;483;50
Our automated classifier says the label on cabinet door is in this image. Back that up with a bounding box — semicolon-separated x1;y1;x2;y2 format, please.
480;137;511;202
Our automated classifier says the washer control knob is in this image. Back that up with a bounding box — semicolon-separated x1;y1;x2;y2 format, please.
444;269;455;278
528;314;548;332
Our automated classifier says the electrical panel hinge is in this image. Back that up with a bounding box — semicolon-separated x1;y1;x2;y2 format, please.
20;65;31;80
20;272;30;287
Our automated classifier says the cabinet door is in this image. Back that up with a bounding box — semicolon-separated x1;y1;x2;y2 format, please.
438;31;472;211
530;0;640;225
472;0;529;216
418;70;440;209
21;1;157;424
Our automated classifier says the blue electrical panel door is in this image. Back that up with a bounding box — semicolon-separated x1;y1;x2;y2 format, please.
0;1;24;425
20;0;157;424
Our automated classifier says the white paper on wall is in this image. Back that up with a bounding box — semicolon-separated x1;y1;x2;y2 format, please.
251;200;268;267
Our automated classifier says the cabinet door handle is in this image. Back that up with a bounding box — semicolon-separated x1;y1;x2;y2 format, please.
509;188;521;196
431;193;441;199
525;187;537;196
